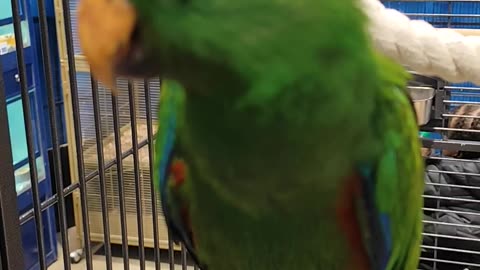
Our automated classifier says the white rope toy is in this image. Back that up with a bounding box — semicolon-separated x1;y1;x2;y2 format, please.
360;0;480;85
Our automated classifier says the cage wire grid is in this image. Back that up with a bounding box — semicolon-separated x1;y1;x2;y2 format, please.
0;0;478;270
0;0;194;269
385;1;480;270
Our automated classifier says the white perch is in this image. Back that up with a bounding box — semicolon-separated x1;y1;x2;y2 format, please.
361;0;480;85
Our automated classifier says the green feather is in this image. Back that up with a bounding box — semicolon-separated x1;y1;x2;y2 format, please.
371;54;423;270
154;79;186;192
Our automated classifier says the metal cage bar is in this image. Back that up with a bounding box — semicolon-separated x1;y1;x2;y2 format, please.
90;76;113;270
35;0;72;268
112;82;130;270
0;57;25;270
128;80;147;270
59;0;95;267
145;79;162;270
10;0;47;269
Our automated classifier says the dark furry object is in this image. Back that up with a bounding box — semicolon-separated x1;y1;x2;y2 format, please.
444;104;480;159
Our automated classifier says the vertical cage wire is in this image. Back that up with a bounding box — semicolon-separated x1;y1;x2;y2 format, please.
145;78;162;270
0;51;25;270
91;75;114;269
10;0;47;269
58;0;95;267
128;80;147;270
34;0;72;268
112;81;130;269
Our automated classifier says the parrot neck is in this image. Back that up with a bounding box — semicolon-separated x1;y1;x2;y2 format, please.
153;43;248;95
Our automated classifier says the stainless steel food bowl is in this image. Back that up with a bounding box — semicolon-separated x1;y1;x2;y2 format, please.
406;86;436;126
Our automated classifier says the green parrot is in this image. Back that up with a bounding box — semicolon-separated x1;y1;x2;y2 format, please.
78;0;424;269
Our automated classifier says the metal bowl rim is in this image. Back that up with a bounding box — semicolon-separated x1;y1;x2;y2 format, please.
412;97;435;102
407;86;435;90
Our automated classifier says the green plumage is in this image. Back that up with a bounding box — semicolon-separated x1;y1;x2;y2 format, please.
130;0;424;269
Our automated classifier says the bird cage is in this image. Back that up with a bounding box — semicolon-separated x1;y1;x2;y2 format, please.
416;79;480;270
384;1;480;269
78;79;168;248
62;0;171;250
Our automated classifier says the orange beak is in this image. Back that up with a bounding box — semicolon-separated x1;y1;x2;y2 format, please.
77;0;137;93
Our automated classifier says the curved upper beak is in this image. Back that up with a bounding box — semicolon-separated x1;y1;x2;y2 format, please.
77;0;137;91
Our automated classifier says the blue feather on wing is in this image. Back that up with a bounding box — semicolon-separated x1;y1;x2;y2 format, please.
358;165;392;270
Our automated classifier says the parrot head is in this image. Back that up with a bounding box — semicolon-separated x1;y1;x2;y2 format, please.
79;0;197;88
78;0;366;90
77;0;157;89
78;0;226;88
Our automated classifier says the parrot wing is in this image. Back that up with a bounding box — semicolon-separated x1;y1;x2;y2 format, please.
338;55;423;270
154;80;203;266
371;56;423;270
